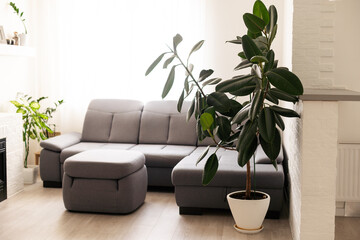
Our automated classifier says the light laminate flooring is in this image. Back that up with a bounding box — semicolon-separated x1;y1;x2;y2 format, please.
2;179;359;240
0;179;292;240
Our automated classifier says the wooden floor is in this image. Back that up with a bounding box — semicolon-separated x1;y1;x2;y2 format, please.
0;180;358;240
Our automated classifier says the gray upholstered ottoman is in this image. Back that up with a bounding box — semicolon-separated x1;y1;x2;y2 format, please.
63;149;147;214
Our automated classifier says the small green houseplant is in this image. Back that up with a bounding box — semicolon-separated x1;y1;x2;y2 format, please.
146;0;303;231
9;2;27;34
10;95;63;168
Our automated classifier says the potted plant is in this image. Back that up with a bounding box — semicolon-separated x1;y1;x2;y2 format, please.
10;95;63;184
9;2;27;46
146;0;303;233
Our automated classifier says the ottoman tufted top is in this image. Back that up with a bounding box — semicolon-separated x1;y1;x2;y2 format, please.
64;150;145;180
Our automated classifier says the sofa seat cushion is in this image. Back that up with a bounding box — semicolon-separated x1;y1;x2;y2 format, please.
130;144;196;168
64;150;145;180
60;142;136;163
172;148;284;189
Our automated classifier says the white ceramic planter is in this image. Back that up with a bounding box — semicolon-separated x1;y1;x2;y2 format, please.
23;165;39;184
227;190;270;234
19;33;26;46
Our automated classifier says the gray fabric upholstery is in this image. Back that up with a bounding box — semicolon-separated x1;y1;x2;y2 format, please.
167;115;197;145
255;144;284;164
40;149;61;182
147;167;174;187
172;149;284;189
60;142;106;163
109;112;141;143
131;144;196;168
100;143;136;150
65;150;145;179
81;110;113;142
139;111;169;144
63;166;147;214
40;132;81;152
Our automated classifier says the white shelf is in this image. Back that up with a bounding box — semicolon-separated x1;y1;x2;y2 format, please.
0;44;35;57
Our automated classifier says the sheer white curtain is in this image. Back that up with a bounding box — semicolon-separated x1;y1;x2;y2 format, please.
35;0;206;132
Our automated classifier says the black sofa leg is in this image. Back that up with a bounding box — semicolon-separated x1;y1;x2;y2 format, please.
179;207;203;215
43;181;62;188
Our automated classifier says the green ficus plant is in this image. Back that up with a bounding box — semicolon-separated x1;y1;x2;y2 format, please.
9;2;27;34
11;95;63;168
146;0;303;199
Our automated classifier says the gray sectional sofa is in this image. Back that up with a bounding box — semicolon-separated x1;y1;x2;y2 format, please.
40;99;286;217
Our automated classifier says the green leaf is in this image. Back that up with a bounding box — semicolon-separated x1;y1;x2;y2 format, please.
234;59;253;71
186;98;195;121
145;52;167;76
232;105;250;124
207;92;230;113
266;68;303;95
265;91;279;104
241;35;263;61
268;88;299;103
237;120;258;167
222;99;243;118
269;24;277;45
163;55;175;69
258;107;275;143
200;113;214;131
250;55;268;64
270;105;300;118
10;100;23;107
274;112;285;131
173;34;183;52
243;13;266;33
162;65;176;98
198;69;214;82
253;0;270;25
16;108;26;114
238;52;246;59
226;38;242;44
249;90;264;121
196;145;210;165
260;128;281;169
202;78;222;87
264;50;275;73
202;154;219;185
216;116;231;141
266;5;278;33
29;101;40;110
40;132;47;140
177;91;185;112
247;30;262;39
184;76;189;93
185;64;194;77
188;40;204;59
216;75;254;93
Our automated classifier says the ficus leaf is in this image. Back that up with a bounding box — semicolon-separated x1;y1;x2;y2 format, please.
260;128;281;167
202;154;219;185
274;112;285;130
145;52;167;76
173;34;183;52
177;91;185;112
196;145;210;166
207;92;230;113
253;0;270;26
163;55;175;69
270;105;300;118
269;88;299;103
241;35;263;61
199;69;214;82
258;107;276;143
162;65;176;98
188;40;204;59
249;89;264;121
186;98;195;121
200;112;214;131
243;13;266;33
216;116;231;141
234;59;253;71
266;5;278;33
236;120;258;166
250;55;268;64
266;68;304;95
216;75;254;93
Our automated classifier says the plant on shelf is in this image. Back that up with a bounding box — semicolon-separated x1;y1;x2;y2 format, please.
10;95;63;168
9;2;27;34
146;0;303;232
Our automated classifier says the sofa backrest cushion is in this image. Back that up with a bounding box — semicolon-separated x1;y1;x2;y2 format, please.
81;99;143;143
139;100;197;145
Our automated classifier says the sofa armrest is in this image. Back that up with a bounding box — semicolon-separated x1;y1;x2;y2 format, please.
40;132;81;152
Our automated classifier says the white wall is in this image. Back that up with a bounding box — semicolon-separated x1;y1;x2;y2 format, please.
0;0;37;165
333;0;360;143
